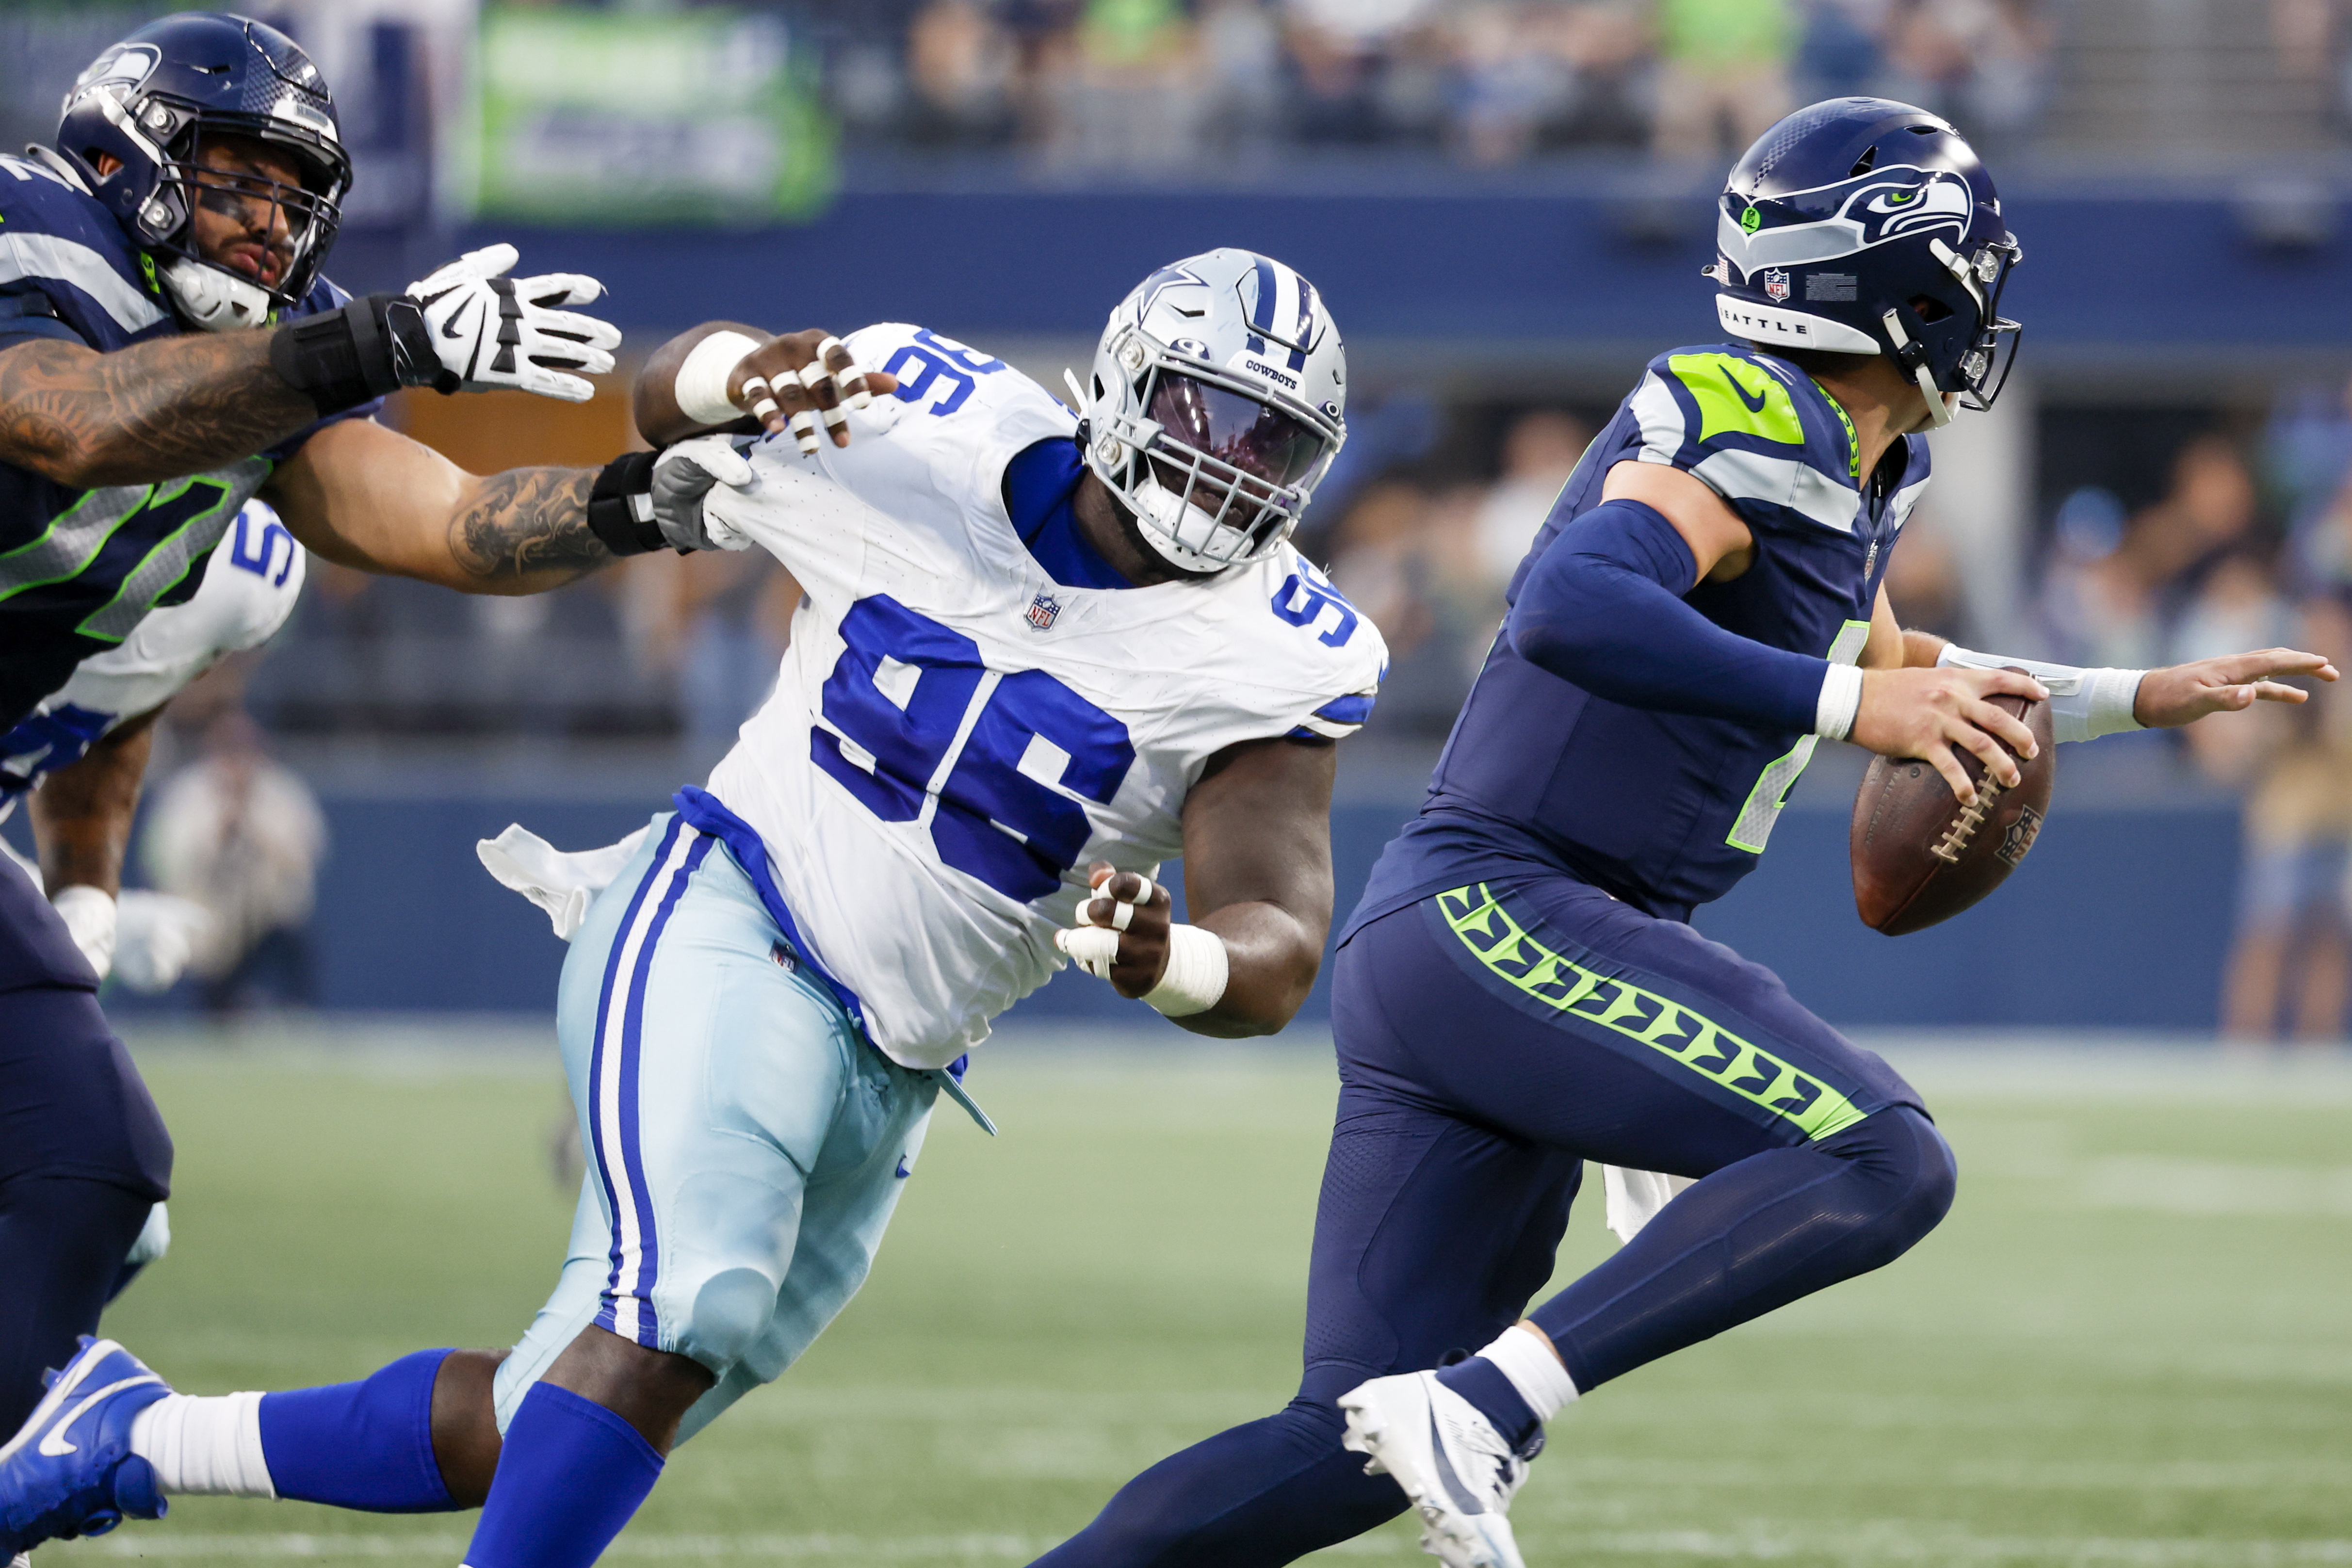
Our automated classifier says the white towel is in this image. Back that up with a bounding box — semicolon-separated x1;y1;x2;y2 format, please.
1599;1164;1695;1244
476;824;648;940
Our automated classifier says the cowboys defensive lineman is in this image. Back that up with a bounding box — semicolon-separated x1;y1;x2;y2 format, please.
0;250;1385;1568
1030;100;2334;1568
0;5;690;1462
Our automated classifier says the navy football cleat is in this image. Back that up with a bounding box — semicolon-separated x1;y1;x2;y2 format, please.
0;1338;171;1554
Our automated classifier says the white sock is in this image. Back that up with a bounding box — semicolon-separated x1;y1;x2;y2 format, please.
1477;1323;1579;1425
128;1391;276;1498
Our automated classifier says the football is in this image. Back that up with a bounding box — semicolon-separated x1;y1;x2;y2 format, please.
1849;681;2056;936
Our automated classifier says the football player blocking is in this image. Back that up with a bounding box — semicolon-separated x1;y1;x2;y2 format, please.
0;3;783;1535
0;250;1385;1568
1017;101;2336;1568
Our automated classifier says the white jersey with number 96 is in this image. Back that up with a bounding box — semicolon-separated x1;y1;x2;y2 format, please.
702;323;1385;1069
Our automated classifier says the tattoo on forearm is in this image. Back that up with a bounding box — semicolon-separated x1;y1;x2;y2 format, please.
450;467;609;583
0;336;318;486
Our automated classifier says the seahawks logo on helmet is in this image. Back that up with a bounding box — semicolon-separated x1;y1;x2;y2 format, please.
1718;166;1976;275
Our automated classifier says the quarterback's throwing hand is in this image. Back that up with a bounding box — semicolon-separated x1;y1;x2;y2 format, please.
1054;862;1174;999
2132;647;2338;727
1852;663;2046;808
405;243;621;404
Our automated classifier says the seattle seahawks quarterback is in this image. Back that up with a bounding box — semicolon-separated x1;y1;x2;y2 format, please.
0;6;698;1458
1028;100;2336;1568
0;249;1385;1568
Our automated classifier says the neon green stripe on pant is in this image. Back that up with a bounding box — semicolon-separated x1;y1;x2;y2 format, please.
1435;884;1866;1141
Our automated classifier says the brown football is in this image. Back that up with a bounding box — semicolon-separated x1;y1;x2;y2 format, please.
1849;678;2056;936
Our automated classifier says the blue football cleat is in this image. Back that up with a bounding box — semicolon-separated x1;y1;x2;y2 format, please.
0;1338;171;1554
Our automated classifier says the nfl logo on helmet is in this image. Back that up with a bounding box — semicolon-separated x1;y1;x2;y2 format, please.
1024;592;1062;630
1763;268;1791;303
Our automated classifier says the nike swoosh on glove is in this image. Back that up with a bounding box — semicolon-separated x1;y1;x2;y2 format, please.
649;437;758;552
405;243;622;403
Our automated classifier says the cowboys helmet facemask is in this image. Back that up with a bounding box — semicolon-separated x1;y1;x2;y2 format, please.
54;11;352;333
1066;248;1347;576
1708;97;2022;430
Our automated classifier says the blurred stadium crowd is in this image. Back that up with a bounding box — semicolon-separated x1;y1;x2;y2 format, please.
8;0;2352;1037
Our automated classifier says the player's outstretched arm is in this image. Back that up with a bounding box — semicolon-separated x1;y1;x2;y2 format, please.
636;323;895;451
1064;737;1338;1039
0;334;316;489
1890;590;2337;739
263;419;608;595
0;247;617;492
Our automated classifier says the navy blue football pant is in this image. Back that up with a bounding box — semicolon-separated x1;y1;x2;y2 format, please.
1033;877;1955;1568
0;854;173;1434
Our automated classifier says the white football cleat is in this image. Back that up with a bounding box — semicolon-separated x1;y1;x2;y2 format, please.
1339;1371;1528;1568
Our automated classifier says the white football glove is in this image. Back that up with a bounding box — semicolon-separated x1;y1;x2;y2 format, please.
405;243;621;404
649;437;758;553
51;884;115;980
113;890;214;993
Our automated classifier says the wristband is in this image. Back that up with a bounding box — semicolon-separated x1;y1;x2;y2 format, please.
51;884;116;981
584;451;662;557
672;331;765;428
1814;662;1863;741
268;294;449;415
1937;645;2145;743
1143;923;1229;1018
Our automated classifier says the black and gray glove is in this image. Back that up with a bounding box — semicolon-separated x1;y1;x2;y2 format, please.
584;437;758;558
269;243;620;415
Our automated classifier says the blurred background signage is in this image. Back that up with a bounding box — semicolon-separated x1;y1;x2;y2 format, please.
465;5;835;226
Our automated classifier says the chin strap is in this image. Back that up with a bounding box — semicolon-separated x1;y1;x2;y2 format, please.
1880;307;1955;430
161;257;276;334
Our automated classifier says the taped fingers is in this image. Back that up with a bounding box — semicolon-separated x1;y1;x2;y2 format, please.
818;336;874;410
739;375;782;430
1055;925;1122;980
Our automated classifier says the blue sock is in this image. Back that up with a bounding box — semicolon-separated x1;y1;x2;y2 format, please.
1432;1356;1541;1454
258;1349;457;1512
463;1382;663;1568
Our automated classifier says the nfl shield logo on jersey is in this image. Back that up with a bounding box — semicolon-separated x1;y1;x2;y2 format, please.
1763;268;1791;302
1024;592;1062;631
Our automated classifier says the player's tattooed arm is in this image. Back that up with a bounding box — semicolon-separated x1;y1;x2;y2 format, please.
0;336;318;489
29;706;162;899
265;417;613;594
449;466;607;583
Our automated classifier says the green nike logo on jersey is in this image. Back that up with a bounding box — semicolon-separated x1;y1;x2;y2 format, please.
1669;353;1805;448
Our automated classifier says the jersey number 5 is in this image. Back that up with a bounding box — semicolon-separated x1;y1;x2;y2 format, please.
812;595;1136;902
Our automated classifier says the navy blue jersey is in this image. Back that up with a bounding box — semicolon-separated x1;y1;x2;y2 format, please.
1352;344;1931;929
0;148;376;732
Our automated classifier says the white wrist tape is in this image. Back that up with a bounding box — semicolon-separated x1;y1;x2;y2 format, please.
1144;923;1229;1018
1814;662;1863;741
672;331;765;428
1937;645;2144;743
52;884;117;980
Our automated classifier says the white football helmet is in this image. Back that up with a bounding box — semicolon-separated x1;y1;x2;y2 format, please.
1068;248;1346;575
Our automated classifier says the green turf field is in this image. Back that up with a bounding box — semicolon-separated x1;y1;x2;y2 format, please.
44;1026;2352;1568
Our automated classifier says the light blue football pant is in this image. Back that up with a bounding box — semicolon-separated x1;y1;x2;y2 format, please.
491;813;937;1446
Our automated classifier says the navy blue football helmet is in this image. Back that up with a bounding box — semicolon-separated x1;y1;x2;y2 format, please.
1708;97;2022;428
53;12;351;330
